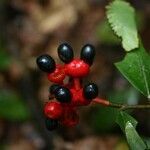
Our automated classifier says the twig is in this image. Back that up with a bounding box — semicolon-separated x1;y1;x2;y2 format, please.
93;97;150;110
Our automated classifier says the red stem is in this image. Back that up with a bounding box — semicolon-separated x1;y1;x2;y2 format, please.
73;78;81;90
93;97;110;106
93;97;150;110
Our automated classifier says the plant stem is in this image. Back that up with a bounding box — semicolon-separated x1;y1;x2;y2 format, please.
93;97;150;110
73;78;81;90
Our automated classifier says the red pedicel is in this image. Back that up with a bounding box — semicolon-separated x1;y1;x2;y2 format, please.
47;64;65;83
70;88;90;106
44;101;63;119
65;59;90;77
60;106;79;127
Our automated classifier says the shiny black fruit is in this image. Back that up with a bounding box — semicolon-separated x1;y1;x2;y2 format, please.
83;83;98;100
80;44;95;65
36;54;56;73
58;43;74;63
49;84;61;94
54;86;72;103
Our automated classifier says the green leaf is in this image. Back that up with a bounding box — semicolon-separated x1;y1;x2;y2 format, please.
116;112;147;150
106;0;139;51
0;90;30;121
144;138;150;149
125;121;146;150
115;43;150;98
116;111;137;132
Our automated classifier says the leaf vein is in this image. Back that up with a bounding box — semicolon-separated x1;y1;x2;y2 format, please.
136;52;150;98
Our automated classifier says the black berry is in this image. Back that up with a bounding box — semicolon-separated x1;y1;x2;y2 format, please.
45;118;59;131
83;83;98;100
80;44;95;65
58;43;74;63
49;84;61;94
36;54;56;73
55;86;72;103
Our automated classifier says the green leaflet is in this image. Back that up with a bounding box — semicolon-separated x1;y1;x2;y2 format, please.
116;112;147;150
106;0;139;51
116;111;137;133
125;121;146;150
115;43;150;98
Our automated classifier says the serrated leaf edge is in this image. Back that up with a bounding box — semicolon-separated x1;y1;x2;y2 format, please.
106;0;139;51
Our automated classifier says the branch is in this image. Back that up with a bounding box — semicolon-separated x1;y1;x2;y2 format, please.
93;97;150;110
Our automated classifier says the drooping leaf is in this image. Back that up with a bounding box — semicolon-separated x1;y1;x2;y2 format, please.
125;121;146;150
116;111;147;150
0;90;30;121
115;43;150;98
106;0;139;51
116;111;137;132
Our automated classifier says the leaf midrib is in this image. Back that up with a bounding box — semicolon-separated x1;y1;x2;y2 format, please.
136;52;150;98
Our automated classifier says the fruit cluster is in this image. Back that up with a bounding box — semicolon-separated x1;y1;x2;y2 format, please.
36;43;98;131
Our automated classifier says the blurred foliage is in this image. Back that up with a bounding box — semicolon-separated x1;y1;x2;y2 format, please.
0;50;11;71
0;35;11;71
0;144;5;150
90;106;117;132
0;90;30;121
90;87;139;132
96;20;120;45
115;140;129;150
